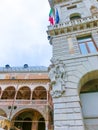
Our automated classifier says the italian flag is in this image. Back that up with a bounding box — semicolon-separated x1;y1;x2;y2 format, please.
49;8;54;25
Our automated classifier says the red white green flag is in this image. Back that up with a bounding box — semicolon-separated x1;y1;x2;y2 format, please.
49;8;54;25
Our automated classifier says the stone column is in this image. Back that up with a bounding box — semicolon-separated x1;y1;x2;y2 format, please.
46;121;48;130
0;89;3;99
32;121;37;130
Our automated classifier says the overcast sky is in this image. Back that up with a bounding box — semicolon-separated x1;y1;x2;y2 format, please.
0;0;52;67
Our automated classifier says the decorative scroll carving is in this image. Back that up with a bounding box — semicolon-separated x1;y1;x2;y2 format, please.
48;59;66;98
90;5;98;16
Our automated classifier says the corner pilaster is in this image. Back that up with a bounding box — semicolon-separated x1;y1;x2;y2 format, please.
48;59;85;130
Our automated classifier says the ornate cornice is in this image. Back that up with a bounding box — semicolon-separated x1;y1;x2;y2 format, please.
0;79;50;85
47;15;98;37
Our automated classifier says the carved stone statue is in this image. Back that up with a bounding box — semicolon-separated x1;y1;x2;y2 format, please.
48;59;66;98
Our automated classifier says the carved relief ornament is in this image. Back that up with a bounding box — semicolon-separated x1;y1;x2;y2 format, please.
48;59;67;98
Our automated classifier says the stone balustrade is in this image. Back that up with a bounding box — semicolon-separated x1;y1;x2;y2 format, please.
48;15;98;30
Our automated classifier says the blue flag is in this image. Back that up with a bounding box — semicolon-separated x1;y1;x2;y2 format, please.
55;9;60;24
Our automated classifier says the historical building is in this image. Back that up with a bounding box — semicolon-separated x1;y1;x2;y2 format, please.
0;0;98;130
47;0;98;130
0;65;53;130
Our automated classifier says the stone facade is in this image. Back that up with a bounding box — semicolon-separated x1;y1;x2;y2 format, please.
48;0;98;130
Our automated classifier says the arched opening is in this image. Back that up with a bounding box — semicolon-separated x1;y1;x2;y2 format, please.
70;13;81;20
12;109;45;130
38;118;45;130
1;87;15;99
16;86;31;100
32;86;47;100
79;71;98;130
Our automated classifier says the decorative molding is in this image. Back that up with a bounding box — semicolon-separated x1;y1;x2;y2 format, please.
0;79;49;85
90;5;98;16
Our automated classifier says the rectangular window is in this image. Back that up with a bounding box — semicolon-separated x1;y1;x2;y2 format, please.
77;36;98;54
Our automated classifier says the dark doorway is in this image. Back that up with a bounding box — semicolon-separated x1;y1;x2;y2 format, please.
22;118;32;130
38;118;45;130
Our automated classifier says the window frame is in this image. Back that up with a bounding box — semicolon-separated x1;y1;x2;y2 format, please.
77;35;98;54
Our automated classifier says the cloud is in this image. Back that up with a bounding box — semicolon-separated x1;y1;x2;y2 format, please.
0;0;51;67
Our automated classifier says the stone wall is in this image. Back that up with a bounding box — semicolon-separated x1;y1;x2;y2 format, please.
52;28;98;60
49;54;98;130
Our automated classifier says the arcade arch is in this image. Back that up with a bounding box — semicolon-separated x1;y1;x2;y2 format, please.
32;86;47;100
1;86;15;99
11;109;46;130
16;86;31;100
0;85;49;100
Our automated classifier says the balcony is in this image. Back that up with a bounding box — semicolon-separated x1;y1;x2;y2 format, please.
47;15;98;35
